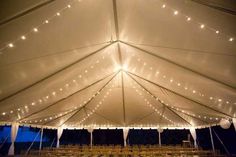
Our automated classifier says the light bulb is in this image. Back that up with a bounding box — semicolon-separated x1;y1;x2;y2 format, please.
67;5;71;8
229;37;234;41
174;11;178;15
200;24;205;29
56;12;60;16
21;36;26;40
33;28;38;32
162;4;166;8
45;20;49;24
187;17;191;21
216;30;219;34
8;43;14;47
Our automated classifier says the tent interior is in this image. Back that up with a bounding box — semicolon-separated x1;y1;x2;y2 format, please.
0;0;236;156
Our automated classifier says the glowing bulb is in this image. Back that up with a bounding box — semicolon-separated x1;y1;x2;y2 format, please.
200;24;205;29
8;43;14;48
218;99;222;102
177;83;181;86
216;30;219;34
56;12;60;16
10;110;13;114
170;79;173;82
33;28;38;32
2;112;6;115
187;17;191;21
162;4;166;8
67;5;71;8
192;90;196;93
21;36;26;40
45;20;49;24
229;38;234;41
174;11;178;15
210;97;213;100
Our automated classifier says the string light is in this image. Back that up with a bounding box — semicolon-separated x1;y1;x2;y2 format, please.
160;2;234;42
131;77;222;125
131;82;178;126
0;53;108;117
174;11;178;15
8;43;14;48
21;36;26;40
132;55;235;108
0;2;79;53
33;28;38;32
229;37;234;41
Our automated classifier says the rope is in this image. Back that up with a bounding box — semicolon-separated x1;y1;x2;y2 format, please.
25;130;41;156
212;129;231;156
0;134;9;149
50;137;56;148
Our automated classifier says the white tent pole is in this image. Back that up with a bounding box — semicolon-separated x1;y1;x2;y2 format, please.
8;122;19;156
39;128;43;151
158;129;162;147
190;128;198;148
209;127;215;153
90;131;93;148
88;129;93;149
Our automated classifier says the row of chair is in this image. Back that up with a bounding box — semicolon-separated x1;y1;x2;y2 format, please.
27;145;224;157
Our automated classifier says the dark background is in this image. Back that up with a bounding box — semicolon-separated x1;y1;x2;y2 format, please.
0;124;236;156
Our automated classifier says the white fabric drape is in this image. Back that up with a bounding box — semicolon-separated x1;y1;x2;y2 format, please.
123;129;129;146
190;128;198;148
233;118;236;131
56;127;63;148
8;122;19;156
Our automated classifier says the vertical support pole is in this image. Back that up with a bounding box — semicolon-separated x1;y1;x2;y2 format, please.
90;131;93;148
39;128;43;151
158;129;162;147
209;127;215;154
88;129;93;149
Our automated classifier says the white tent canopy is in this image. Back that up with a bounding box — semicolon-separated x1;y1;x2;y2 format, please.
0;0;235;130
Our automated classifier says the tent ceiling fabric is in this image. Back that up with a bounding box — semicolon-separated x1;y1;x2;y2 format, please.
0;0;235;129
